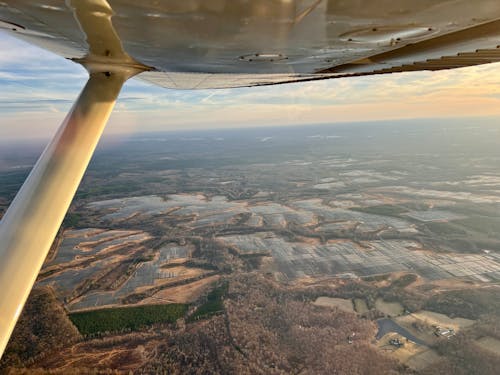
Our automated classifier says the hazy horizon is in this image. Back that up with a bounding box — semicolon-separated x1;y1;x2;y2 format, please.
2;31;500;140
1;115;500;145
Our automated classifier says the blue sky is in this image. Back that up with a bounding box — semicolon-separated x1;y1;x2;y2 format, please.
2;31;500;140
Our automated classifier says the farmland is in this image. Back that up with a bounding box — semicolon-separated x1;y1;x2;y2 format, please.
2;122;500;373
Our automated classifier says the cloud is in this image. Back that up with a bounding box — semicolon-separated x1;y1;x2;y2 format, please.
2;30;500;140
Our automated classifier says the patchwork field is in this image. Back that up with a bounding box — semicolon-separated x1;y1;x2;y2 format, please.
38;229;213;311
5;123;500;374
218;232;500;282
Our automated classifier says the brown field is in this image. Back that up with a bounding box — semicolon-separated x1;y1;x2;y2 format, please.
36;331;161;372
354;298;369;314
312;297;355;313
130;266;208;295
142;274;221;304
405;347;441;370
377;332;439;371
411;310;475;330
475;337;500;356
375;298;404;317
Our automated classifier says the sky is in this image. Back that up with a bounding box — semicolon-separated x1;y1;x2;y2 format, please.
2;31;500;140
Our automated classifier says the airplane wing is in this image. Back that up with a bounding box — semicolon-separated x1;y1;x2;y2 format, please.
1;0;500;358
1;0;500;89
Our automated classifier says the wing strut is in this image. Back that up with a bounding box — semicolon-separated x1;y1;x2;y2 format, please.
0;68;136;357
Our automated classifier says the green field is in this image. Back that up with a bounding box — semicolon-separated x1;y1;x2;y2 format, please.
187;282;228;322
69;304;188;335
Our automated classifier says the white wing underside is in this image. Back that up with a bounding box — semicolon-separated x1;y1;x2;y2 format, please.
1;0;500;89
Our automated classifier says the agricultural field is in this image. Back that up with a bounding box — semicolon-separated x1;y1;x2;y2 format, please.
312;297;355;313
2;122;500;373
475;337;500;356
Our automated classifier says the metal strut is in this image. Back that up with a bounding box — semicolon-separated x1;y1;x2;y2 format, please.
0;69;130;356
0;0;152;357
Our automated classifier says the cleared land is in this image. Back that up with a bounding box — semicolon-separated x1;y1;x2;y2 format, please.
475;337;500;356
410;310;475;330
142;274;221;304
353;298;369;314
377;332;439;370
375;298;404;317
405;347;441;371
312;297;355;313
